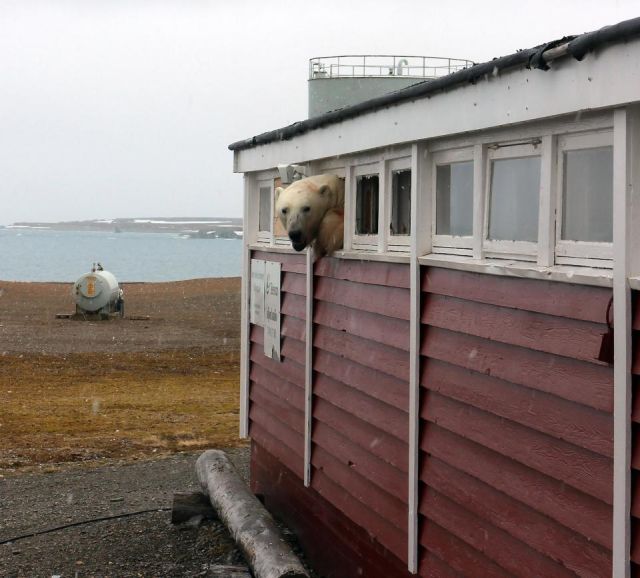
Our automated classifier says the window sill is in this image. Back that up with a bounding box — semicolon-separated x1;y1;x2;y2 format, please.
248;243;303;254
419;254;613;288
629;277;640;291
333;250;411;264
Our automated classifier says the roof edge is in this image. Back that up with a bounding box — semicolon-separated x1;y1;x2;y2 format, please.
229;16;640;152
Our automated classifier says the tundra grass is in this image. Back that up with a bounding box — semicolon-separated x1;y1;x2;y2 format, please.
0;348;245;475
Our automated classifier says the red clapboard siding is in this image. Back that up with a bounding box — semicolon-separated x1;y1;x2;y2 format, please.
422;266;611;323
314;348;409;412
420;520;512;578
315;275;411;320
423;293;608;364
421;267;614;576
250;340;304;391
252;441;415;578
312;420;408;502
422;326;613;413
311;258;411;567
420;485;577;578
313;372;409;442
314;324;410;382
421;357;613;456
248;256;306;482
248;255;412;572
313;398;408;472
282;291;306;320
422;390;612;504
422;456;611;577
315;256;410;288
312;445;407;532
281;271;306;296
311;466;408;563
421;423;612;549
251;250;306;273
314;300;410;351
249;405;303;457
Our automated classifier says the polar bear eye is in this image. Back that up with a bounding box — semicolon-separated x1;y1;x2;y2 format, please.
281;207;288;215
302;206;311;213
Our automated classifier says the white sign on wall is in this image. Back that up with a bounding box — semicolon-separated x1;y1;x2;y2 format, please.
264;260;281;361
250;259;265;326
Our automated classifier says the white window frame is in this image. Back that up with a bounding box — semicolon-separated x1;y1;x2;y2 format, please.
555;130;614;266
483;141;543;261
386;156;412;252
351;162;382;251
256;177;273;245
431;147;474;256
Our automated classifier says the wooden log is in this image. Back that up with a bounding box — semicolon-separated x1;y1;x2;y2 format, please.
171;491;217;524
196;450;309;578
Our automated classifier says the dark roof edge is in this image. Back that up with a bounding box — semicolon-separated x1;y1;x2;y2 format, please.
229;16;640;152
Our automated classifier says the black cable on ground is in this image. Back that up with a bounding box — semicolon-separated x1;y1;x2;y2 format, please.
0;507;171;546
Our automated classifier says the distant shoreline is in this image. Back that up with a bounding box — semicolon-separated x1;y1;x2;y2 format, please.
2;216;243;238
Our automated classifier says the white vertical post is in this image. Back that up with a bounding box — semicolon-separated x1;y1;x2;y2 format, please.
612;108;633;578
472;143;487;260
537;135;557;267
303;246;314;487
408;142;430;573
379;159;389;254
343;165;354;252
240;174;257;439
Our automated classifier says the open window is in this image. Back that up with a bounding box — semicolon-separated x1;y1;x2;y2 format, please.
432;148;474;255
386;157;412;252
257;180;273;243
556;131;613;265
352;164;380;250
483;142;542;260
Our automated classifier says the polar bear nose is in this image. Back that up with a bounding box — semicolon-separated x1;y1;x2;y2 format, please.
289;229;303;243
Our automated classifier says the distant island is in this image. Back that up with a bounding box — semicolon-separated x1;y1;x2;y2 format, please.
3;217;243;239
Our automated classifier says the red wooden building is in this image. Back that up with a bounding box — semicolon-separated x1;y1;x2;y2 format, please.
229;18;640;578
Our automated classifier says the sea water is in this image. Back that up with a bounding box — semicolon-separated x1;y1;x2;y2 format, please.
0;228;242;282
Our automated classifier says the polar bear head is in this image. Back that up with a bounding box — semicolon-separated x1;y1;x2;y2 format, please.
275;174;344;252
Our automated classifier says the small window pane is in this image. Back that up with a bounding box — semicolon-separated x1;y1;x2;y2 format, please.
390;170;411;236
436;161;473;236
488;156;541;242
258;186;271;232
356;175;379;235
562;146;613;242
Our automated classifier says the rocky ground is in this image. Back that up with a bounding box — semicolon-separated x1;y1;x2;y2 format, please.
0;278;314;577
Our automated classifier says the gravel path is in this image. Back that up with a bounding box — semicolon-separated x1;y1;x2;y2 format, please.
0;449;250;578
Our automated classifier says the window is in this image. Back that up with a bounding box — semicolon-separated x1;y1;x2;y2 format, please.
432;148;474;254
487;156;541;242
355;175;379;235
556;131;613;263
390;169;411;236
436;161;473;236
258;186;271;232
562;147;613;242
483;142;542;259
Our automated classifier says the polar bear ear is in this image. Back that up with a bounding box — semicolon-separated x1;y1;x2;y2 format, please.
317;185;329;196
275;187;285;201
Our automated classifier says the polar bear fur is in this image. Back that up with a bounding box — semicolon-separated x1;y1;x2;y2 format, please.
275;174;345;256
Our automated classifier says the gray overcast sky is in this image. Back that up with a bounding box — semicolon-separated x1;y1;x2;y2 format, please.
1;0;638;225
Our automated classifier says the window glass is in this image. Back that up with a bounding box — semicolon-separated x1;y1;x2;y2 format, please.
390;170;411;236
355;175;379;235
488;157;541;242
258;186;271;232
436;161;473;236
562;146;613;243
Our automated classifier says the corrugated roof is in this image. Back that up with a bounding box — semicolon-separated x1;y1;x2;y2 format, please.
229;16;640;152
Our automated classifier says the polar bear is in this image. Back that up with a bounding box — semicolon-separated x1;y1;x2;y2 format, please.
275;174;345;256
